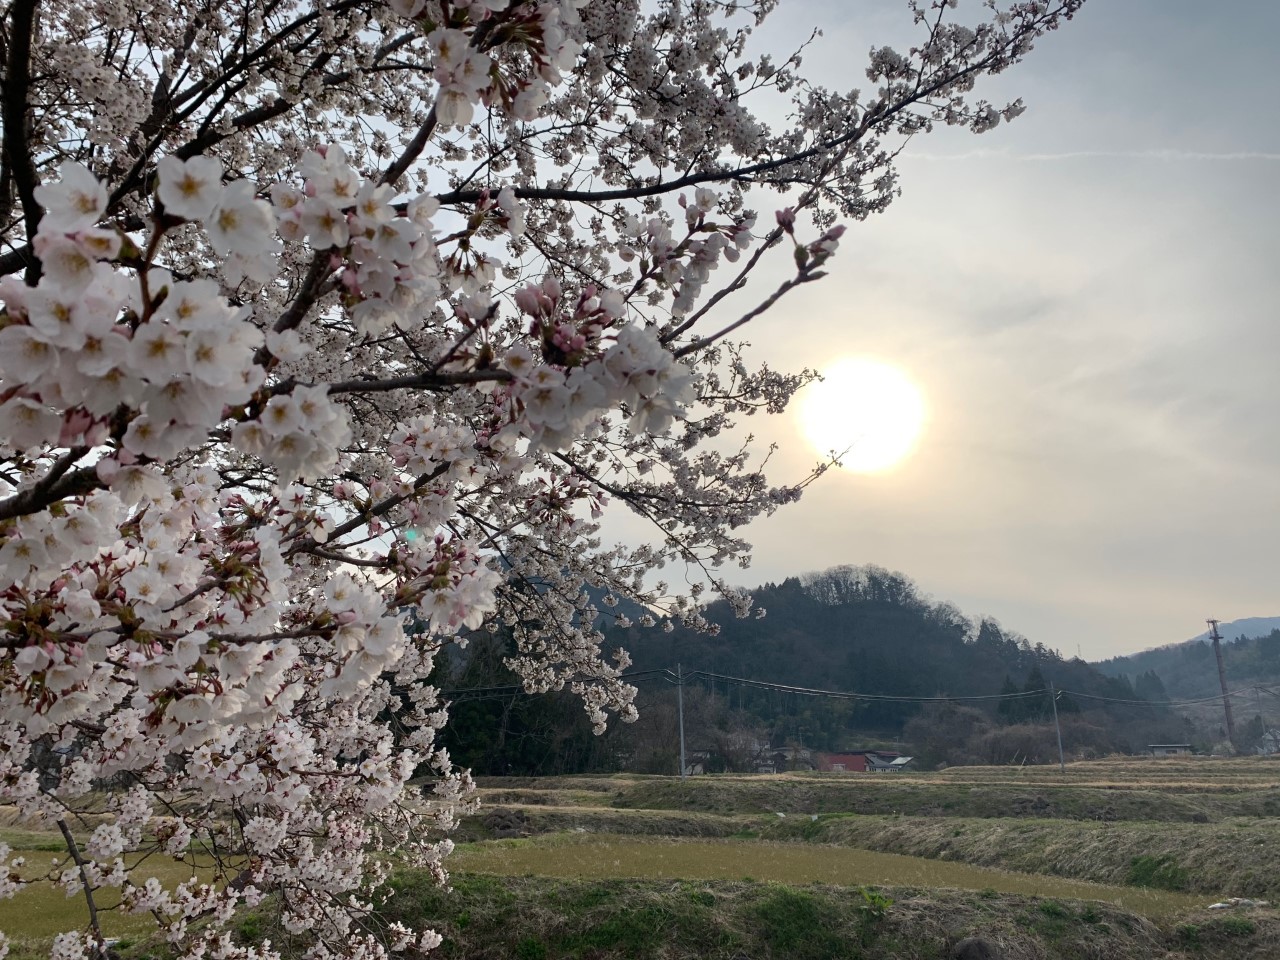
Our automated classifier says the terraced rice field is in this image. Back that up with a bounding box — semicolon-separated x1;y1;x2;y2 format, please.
451;835;1207;917
4;757;1279;959
462;756;1280;902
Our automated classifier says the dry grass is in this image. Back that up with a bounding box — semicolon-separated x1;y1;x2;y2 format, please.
761;815;1280;897
362;873;1276;960
601;775;1280;821
475;759;1280;822
924;756;1280;792
462;802;1280;898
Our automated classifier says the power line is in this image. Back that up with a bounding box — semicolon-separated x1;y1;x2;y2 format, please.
1062;687;1263;708
441;667;673;699
442;666;1228;709
1064;691;1244;706
682;668;1048;703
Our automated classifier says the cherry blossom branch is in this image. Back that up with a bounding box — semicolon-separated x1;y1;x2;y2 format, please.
287;462;451;556
0;455;98;522
436;4;1072;211
672;269;826;360
0;244;33;276
111;18;415;208
251;253;337;367
308;547;388;568
380;104;439;188
325;369;511;395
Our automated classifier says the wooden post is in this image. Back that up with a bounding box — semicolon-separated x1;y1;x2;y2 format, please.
1208;620;1238;751
677;663;687;779
1049;681;1066;773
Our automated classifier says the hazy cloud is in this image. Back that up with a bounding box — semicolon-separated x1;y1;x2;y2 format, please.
908;149;1280;162
705;1;1280;661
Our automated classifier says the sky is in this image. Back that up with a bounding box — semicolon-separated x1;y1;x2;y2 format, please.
631;1;1280;661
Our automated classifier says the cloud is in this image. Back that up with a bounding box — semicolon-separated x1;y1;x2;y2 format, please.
906;148;1280;162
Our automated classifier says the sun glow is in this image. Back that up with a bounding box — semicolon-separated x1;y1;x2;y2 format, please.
799;357;926;473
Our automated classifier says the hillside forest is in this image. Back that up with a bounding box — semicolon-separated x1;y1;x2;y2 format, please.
434;566;1230;775
1100;630;1280;700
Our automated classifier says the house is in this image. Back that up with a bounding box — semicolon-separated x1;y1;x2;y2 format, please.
682;741;815;775
867;755;915;773
757;745;816;774
817;749;909;773
1148;744;1194;757
1256;731;1280;757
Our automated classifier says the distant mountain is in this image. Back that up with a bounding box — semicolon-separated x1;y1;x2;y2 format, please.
1189;617;1280;644
1095;619;1280;702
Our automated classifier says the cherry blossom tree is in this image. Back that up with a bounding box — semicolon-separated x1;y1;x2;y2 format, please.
0;0;1083;957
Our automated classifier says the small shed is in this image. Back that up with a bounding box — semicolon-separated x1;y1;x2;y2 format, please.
1148;744;1193;757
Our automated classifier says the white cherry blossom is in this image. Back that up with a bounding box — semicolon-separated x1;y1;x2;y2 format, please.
157;155;225;221
207;180;277;256
33;162;107;231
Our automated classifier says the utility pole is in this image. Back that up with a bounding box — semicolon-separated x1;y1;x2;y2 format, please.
677;663;687;780
1208;619;1238;751
1048;681;1066;773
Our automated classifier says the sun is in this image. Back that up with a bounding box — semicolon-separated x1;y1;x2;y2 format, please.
798;357;926;473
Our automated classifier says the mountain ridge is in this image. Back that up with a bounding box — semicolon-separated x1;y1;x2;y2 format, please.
1094;618;1280;705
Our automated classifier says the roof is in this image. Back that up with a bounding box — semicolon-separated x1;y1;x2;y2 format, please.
1147;744;1193;749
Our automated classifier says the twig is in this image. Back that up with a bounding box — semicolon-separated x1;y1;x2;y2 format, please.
56;818;108;960
672;270;824;360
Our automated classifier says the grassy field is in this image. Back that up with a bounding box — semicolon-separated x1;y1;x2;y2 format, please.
0;834;222;942
452;803;1280;898
4;757;1279;959
449;834;1209;916
457;757;1280;902
272;873;1276;960
474;755;1280;792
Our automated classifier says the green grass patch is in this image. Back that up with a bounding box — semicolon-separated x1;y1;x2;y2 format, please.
1127;855;1191;892
749;887;848;959
1207;915;1258;937
512;938;546;960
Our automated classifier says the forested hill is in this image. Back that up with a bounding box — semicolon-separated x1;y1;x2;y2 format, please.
609;565;1146;715
1096;626;1280;700
438;565;1186;775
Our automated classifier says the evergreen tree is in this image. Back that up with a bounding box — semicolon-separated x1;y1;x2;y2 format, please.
1021;665;1049;723
997;675;1024;725
1134;670;1170;702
